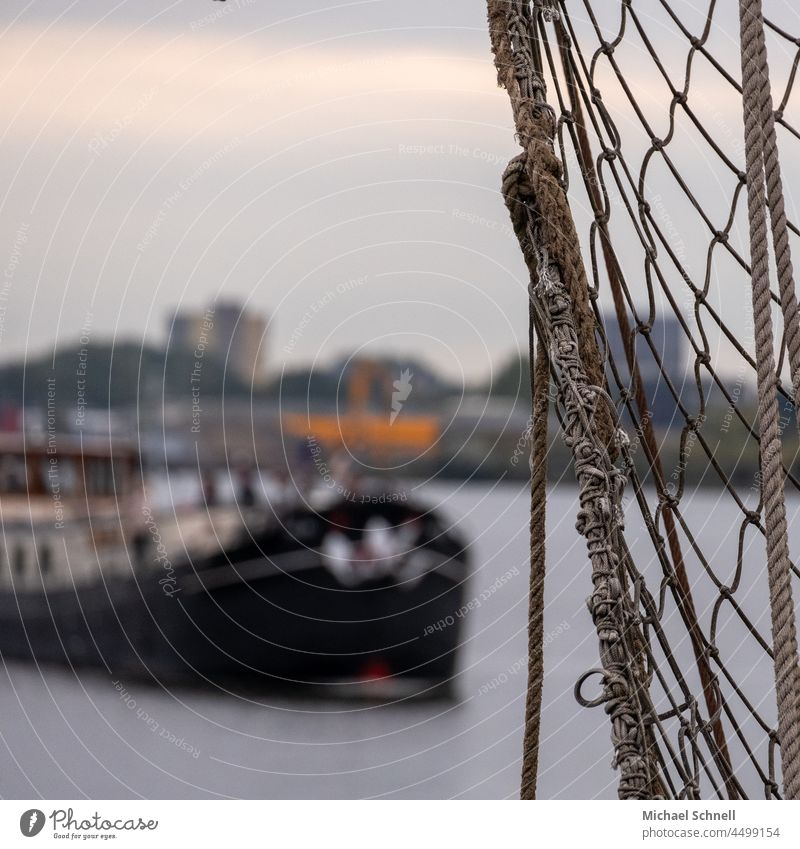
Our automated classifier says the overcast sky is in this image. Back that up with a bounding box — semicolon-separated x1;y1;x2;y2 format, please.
0;0;798;382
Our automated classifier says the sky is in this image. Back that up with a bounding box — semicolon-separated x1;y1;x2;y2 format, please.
0;0;798;383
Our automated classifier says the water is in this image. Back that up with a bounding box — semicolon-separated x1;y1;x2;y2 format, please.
0;482;796;799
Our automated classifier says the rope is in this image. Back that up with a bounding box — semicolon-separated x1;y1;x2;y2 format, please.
752;12;800;420
552;18;740;799
489;0;663;799
488;0;614;450
482;0;800;800
738;0;800;800
521;339;548;800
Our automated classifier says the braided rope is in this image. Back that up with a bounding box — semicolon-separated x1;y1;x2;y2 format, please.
752;12;800;419
527;219;661;800
738;0;800;801
551;18;739;798
488;0;663;799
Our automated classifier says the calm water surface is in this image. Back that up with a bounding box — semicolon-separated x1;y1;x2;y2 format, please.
1;482;797;799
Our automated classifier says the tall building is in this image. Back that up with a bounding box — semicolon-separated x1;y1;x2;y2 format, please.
602;311;686;425
168;300;268;386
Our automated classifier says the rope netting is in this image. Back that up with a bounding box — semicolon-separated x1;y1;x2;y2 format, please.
487;0;800;799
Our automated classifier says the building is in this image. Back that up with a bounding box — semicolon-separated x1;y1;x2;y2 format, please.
601;311;686;426
168;301;268;386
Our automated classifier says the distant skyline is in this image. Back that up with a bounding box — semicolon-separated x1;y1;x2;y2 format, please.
0;1;798;385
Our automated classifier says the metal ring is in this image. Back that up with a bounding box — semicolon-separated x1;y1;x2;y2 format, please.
574;668;607;708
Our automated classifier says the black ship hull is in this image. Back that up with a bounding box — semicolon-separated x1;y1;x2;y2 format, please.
0;497;469;696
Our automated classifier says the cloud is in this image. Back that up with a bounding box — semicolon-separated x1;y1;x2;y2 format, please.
0;10;791;381
0;22;499;149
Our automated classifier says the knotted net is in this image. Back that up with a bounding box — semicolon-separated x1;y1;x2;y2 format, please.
487;0;800;799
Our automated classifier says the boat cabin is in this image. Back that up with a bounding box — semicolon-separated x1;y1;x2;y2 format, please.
0;433;139;502
0;434;141;589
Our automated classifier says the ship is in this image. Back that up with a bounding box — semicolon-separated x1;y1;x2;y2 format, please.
0;432;469;697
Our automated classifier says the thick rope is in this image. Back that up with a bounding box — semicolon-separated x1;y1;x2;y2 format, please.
488;0;615;452
489;0;663;799
521;340;549;800
738;0;800;800
752;12;800;420
526;220;662;800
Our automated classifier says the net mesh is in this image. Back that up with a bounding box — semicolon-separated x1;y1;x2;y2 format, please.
521;0;800;799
